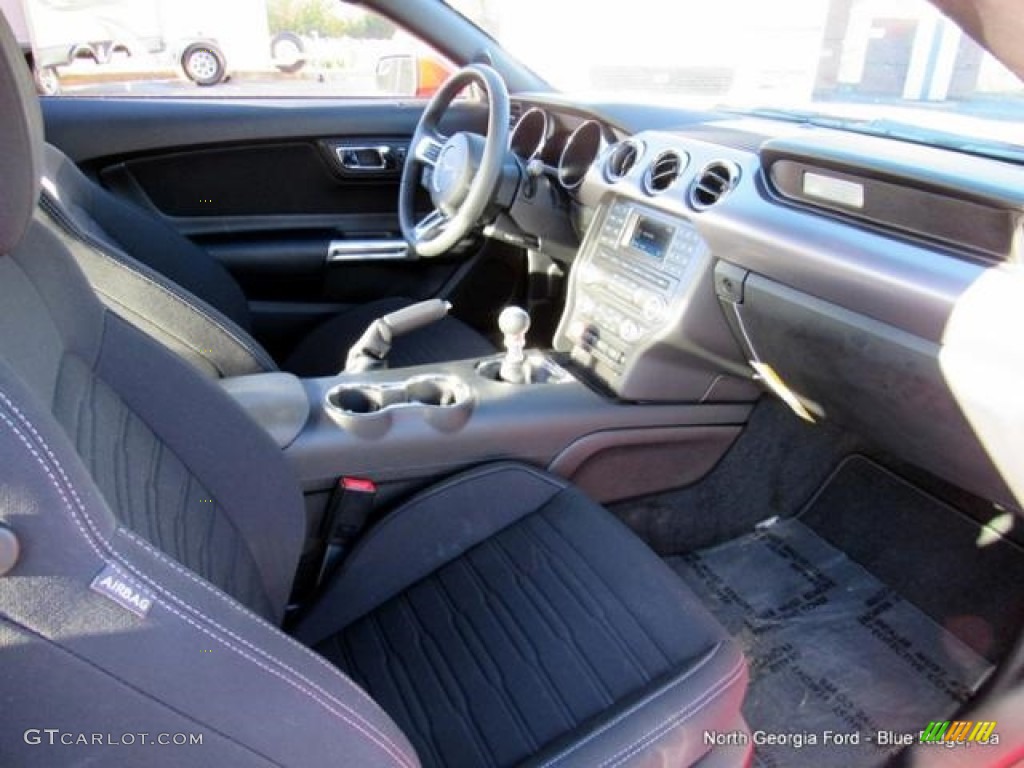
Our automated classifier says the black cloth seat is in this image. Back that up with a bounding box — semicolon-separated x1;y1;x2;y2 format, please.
304;467;748;768
38;141;495;379
0;14;748;767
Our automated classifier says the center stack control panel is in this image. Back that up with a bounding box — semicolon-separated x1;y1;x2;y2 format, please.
554;197;709;391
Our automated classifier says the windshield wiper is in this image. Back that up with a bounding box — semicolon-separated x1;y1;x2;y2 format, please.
722;107;1024;165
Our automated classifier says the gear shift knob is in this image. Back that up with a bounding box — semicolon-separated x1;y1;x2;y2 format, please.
498;306;530;383
498;306;531;337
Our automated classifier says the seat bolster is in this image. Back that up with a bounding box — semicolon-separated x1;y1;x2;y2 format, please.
43;143;255;330
293;462;568;645
520;641;748;768
38;200;276;378
94;313;303;621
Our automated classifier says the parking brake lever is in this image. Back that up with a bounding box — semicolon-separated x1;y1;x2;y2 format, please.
344;299;452;373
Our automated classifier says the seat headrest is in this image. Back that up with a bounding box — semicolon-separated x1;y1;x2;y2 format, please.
0;11;43;254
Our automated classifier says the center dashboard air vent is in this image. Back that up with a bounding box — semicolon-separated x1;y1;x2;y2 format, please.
605;140;641;181
690;160;740;210
643;150;686;194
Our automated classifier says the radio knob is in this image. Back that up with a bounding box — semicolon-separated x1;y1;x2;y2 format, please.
642;296;668;323
619;319;642;342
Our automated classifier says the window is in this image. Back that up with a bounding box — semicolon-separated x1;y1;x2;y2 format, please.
4;0;454;98
447;0;1024;159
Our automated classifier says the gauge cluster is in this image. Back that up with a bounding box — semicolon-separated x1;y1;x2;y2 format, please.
509;103;610;194
509;107;549;159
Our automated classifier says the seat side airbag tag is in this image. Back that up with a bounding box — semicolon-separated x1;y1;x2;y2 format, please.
90;563;155;618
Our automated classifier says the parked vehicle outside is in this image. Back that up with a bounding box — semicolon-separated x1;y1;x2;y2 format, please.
5;0;453;96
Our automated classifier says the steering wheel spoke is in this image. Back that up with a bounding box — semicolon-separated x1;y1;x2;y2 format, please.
414;209;449;241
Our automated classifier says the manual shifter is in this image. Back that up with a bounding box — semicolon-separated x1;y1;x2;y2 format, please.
477;305;570;385
498;306;531;383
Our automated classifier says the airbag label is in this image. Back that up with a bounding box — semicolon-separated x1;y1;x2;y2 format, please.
90;563;155;618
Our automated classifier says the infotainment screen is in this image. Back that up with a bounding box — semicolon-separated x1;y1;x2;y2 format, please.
627;215;675;260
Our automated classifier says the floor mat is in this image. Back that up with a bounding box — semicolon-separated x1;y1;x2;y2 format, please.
669;518;994;767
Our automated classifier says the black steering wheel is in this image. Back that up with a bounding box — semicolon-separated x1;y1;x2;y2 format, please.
400;64;510;258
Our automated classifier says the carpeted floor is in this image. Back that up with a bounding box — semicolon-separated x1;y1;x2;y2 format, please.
612;398;862;555
670;518;992;767
666;456;1024;767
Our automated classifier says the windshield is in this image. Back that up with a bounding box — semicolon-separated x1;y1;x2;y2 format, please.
447;0;1024;159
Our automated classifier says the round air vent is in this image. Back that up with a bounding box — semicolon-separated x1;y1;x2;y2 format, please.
643;150;686;194
605;140;641;181
690;160;740;210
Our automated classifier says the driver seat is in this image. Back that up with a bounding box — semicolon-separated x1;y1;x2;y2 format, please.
37;140;495;379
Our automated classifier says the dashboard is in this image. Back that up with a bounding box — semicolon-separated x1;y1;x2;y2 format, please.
505;96;1024;512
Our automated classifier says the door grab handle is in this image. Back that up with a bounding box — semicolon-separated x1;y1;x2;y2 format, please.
327;239;412;262
335;145;392;171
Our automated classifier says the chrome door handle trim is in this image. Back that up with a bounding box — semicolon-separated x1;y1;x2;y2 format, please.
335;145;392;171
327;239;412;262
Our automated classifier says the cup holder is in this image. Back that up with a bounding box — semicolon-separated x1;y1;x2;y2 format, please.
329;388;384;414
406;378;462;407
325;374;473;437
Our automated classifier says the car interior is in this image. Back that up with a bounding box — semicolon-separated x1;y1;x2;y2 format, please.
1;0;1023;766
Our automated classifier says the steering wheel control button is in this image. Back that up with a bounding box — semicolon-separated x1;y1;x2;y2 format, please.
0;523;19;576
414;136;443;165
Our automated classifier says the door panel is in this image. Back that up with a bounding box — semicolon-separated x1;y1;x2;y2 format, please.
40;97;496;357
102;141;401;217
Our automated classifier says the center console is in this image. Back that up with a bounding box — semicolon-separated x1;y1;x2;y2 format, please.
220;359;749;505
221;194;758;508
291;356;746;498
555;196;751;401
